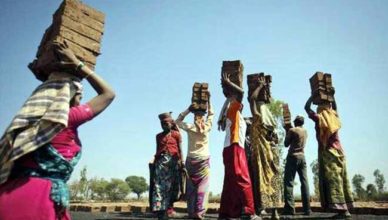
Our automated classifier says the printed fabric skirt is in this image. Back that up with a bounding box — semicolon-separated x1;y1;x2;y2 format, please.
185;156;210;218
319;147;354;211
151;153;181;212
249;116;279;211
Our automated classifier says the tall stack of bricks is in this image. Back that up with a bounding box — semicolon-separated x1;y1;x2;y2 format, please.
247;72;272;103
282;103;292;129
191;82;209;113
221;60;243;97
309;72;334;105
29;0;105;81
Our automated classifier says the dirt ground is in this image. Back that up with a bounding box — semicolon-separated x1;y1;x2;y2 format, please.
71;201;388;209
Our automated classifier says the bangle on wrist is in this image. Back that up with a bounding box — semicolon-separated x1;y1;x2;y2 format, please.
76;61;85;72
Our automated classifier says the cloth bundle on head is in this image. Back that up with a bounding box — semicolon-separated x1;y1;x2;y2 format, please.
317;105;341;148
0;72;80;184
158;112;173;121
159;112;179;131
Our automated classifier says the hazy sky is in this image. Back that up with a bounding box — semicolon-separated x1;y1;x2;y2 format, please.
1;0;387;195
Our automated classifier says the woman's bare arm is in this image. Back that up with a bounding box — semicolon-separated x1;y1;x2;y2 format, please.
80;67;116;116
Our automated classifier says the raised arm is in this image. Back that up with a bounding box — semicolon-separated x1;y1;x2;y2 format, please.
249;78;265;102
217;98;231;131
284;130;291;147
248;79;264;117
207;91;214;117
222;72;243;101
206;92;214;128
249;99;261;117
332;99;338;110
176;106;190;124
175;105;192;131
82;69;115;116
52;41;115;116
332;93;337;111
304;95;315;115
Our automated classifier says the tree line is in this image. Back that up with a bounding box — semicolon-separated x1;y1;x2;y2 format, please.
352;169;387;201
68;166;149;201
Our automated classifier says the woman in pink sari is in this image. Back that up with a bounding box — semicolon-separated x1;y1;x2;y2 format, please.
0;41;115;220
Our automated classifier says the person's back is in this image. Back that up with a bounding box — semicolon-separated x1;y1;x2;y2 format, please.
283;116;311;216
286;126;307;156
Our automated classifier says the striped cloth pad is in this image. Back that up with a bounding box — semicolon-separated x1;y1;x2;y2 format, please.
0;73;78;184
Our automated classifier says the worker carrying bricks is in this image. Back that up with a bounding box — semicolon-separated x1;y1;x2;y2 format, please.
175;84;213;219
305;72;354;219
0;40;115;220
282;114;312;216
217;61;260;220
247;72;279;216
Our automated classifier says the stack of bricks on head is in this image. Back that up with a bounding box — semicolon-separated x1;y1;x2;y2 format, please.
29;0;105;81
309;72;335;105
191;82;209;114
221;60;243;98
247;72;272;104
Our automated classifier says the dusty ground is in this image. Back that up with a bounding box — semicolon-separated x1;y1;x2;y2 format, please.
71;201;388;209
70;201;388;219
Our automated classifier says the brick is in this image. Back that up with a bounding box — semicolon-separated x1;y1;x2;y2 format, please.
310;72;335;105
52;25;101;54
282;103;292;125
130;206;147;213
29;0;104;81
55;15;103;42
221;60;244;95
191;82;209;113
309;71;324;90
56;2;104;33
101;206;115;213
247;72;272;103
60;0;105;23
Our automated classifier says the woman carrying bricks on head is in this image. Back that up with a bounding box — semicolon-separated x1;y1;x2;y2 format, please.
247;77;279;215
217;72;260;220
151;112;184;220
175;93;213;220
305;91;353;219
0;41;115;220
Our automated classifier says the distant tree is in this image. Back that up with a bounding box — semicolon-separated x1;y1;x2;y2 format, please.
125;176;148;199
79;166;89;200
106;178;130;201
310;159;320;200
68;180;80;200
366;183;378;199
352;174;366;200
267;99;284;119
89;177;109;200
374;169;386;194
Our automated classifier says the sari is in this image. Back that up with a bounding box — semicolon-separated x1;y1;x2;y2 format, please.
185;156;210;218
